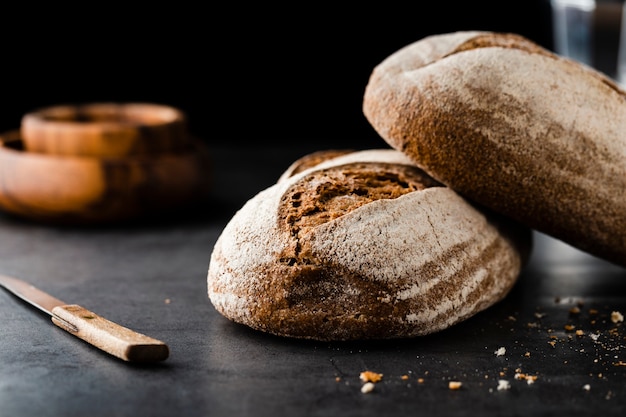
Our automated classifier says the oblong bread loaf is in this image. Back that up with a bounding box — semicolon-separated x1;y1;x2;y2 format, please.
207;149;531;341
363;31;626;267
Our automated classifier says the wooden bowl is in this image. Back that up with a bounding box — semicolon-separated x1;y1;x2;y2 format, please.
21;103;189;158
0;130;211;224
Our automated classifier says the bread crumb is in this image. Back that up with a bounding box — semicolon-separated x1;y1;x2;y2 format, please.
583;384;591;391
564;324;576;331
401;375;409;380
611;311;624;323
417;378;425;384
360;371;383;383
497;380;511;391
515;372;538;384
494;347;506;357
361;382;375;394
576;329;584;337
448;381;462;390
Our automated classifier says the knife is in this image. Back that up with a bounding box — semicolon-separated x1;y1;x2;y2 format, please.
0;274;169;363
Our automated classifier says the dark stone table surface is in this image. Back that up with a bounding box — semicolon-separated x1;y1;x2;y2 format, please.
1;145;625;417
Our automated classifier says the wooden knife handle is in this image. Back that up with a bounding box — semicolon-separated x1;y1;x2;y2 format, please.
51;304;169;362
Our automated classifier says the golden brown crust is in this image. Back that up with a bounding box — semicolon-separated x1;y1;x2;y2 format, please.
450;32;551;55
363;31;626;267
207;149;532;341
277;162;444;267
277;149;355;182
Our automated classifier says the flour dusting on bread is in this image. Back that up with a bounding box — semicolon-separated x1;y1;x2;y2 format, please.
363;31;626;266
208;149;531;341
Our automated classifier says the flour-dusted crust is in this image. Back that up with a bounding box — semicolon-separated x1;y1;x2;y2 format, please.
363;31;626;267
208;149;531;341
277;149;354;182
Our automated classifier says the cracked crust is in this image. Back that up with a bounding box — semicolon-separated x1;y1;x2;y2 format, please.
363;31;626;267
207;149;531;341
277;149;355;182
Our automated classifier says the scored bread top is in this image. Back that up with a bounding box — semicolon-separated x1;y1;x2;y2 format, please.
208;149;531;340
278;161;443;259
277;149;355;182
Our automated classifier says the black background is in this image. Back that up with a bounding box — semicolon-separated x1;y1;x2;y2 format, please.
0;1;553;150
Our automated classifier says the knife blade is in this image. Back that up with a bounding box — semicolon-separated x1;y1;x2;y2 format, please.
0;274;169;363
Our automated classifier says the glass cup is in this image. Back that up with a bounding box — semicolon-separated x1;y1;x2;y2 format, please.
550;0;626;84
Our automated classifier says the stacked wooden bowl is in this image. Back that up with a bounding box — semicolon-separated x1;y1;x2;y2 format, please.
0;103;211;224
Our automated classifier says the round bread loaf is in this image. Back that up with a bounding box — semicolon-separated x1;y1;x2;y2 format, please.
362;31;626;267
207;149;531;341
